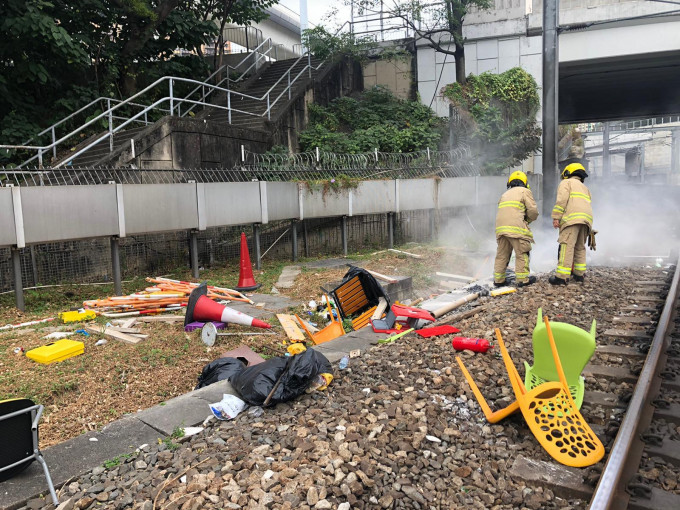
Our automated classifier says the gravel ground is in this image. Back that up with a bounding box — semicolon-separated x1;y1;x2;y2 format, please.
21;266;679;510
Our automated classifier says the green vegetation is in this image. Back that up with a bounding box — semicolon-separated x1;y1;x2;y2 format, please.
0;0;276;165
302;26;376;62
442;68;541;174
159;425;185;451
103;453;133;470
298;87;444;154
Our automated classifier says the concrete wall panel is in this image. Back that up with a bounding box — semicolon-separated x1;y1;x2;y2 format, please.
22;185;118;243
399;179;436;211
353;181;396;215
267;182;299;221
124;184;198;234
0;188;16;247
204;182;261;227
302;189;349;218
439;177;478;208
477;177;508;205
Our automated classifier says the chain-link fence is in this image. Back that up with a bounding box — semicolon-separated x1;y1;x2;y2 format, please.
0;210;433;293
0;147;477;186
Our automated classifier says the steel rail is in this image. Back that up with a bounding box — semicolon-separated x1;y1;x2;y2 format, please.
589;250;680;509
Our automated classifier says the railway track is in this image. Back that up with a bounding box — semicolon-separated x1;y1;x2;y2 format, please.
506;257;680;509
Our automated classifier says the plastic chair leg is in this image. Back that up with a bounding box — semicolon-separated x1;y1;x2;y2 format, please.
35;453;58;506
456;356;520;423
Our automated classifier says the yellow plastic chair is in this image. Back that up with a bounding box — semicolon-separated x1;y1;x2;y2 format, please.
524;308;596;410
456;316;604;468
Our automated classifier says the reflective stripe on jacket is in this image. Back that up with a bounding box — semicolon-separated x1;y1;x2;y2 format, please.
552;177;593;230
495;186;539;242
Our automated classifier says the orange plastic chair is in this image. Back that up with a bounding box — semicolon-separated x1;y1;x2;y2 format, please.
456;316;604;468
297;296;345;345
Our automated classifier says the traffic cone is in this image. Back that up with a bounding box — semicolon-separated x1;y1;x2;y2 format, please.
185;284;271;329
235;232;261;292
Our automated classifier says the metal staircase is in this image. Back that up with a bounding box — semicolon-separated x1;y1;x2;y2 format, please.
1;39;325;169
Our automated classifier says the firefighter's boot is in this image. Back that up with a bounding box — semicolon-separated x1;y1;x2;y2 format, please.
549;275;568;286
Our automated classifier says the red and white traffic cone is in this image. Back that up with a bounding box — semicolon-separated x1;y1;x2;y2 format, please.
235;232;261;292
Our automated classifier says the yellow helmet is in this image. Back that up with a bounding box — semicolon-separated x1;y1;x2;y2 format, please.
507;170;528;188
562;162;586;179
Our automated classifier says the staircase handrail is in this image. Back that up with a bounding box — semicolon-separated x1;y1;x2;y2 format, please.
4;50;327;167
182;38;276;117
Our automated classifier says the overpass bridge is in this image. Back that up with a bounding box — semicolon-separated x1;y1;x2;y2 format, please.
416;0;680;124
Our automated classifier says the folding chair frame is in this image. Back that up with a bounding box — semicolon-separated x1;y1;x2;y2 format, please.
0;403;58;506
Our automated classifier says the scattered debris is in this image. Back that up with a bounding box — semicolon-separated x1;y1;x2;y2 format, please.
85;325;143;345
276;314;305;342
209;394;247;420
25;339;85;364
388;248;423;259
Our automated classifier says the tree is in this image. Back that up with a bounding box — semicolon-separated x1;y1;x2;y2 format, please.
349;1;492;85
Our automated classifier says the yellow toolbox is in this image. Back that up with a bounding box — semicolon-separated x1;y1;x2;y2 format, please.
59;310;97;323
26;339;85;364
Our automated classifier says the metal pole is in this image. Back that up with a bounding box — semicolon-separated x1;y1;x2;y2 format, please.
602;121;611;177
38;149;43;169
288;71;291;99
245;26;249;52
108;98;113;152
291;220;298;262
341;216;348;256
12;247;24;311
169;79;174;116
228;91;232;124
110;236;122;296
541;0;559;218
190;230;199;279
29;246;39;286
300;0;309;52
253;223;261;270
388;213;394;249
51;126;57;160
303;219;309;258
267;93;270;120
308;51;312;78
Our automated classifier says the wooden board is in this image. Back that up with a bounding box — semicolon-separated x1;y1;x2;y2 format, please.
135;315;184;322
85;325;143;345
276;314;306;342
388;248;423;259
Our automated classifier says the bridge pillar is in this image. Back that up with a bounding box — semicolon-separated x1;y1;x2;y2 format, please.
671;129;680;175
541;0;560;217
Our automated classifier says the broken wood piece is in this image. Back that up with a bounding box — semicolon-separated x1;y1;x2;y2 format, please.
435;272;475;282
364;269;398;284
255;303;265;308
135;315;184;323
294;316;319;333
107;327;142;334
121;318;137;328
388;249;423;259
276;314;306;342
434;303;488;326
84;325;143;345
371;298;388;320
432;292;486;319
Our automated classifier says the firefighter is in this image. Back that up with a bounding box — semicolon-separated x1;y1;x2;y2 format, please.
493;171;539;287
549;162;593;285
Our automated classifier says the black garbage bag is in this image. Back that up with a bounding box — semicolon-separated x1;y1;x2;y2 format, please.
231;349;332;406
332;266;391;318
195;357;246;390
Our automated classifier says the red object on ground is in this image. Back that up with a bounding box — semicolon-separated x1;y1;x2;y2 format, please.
415;325;461;338
451;336;492;353
193;295;271;329
235;232;261;292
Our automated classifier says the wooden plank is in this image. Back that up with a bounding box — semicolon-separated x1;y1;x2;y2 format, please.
371;298;388;320
121;318;137;328
364;269;398;284
107;327;142;334
135;315;184;322
85;325;143;345
294;316;319;334
509;455;593;501
388;248;423;259
435;272;475;282
612;316;655;324
596;344;646;358
276;314;305;342
620;305;658;312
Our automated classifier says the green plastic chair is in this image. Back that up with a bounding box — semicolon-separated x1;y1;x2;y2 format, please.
523;308;596;409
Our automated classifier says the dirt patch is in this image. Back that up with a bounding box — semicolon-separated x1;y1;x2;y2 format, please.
0;243;477;447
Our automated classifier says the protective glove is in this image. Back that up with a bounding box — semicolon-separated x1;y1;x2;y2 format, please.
587;230;597;251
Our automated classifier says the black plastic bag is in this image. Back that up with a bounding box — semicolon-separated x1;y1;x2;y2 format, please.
195;357;246;390
332;266;391;319
231;349;332;406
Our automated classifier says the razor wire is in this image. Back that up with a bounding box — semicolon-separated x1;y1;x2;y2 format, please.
0;146;478;187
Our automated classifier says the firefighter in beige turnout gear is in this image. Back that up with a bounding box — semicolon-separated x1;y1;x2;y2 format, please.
493;171;539;287
549;162;593;285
